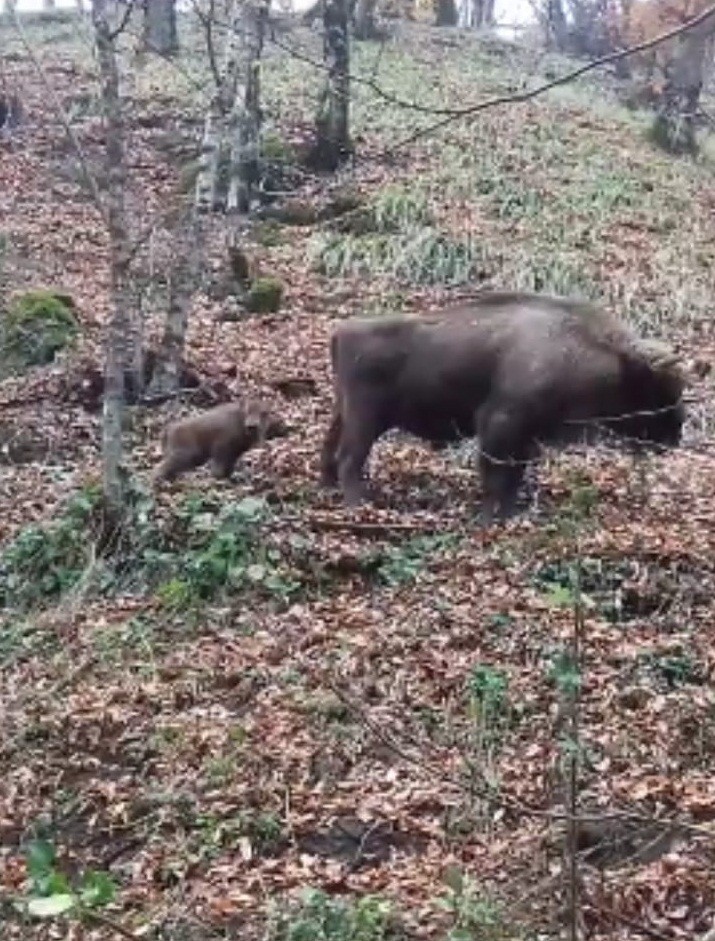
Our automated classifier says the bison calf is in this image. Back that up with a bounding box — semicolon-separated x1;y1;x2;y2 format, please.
320;292;685;523
153;401;288;485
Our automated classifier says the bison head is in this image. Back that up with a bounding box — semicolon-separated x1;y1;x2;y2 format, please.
619;341;685;450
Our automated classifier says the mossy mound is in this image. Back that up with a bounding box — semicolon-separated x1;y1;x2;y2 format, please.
1;289;79;370
246;277;284;314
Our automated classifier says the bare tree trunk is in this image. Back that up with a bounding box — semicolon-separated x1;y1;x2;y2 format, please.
302;0;323;24
3;0;17;15
464;0;494;28
143;0;178;56
540;0;568;49
651;9;715;154
92;0;131;520
310;0;351;170
354;0;379;39
435;0;457;26
195;1;244;213
227;0;267;214
149;214;202;396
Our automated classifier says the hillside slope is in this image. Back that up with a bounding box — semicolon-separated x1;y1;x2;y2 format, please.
1;15;715;940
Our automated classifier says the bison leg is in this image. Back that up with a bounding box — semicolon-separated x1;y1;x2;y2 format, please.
477;407;530;524
319;406;342;488
336;403;379;506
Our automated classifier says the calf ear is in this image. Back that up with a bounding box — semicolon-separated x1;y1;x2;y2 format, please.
245;407;269;444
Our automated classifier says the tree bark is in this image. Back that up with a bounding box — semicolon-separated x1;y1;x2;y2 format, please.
227;0;267;214
142;0;178;57
92;0;131;521
354;0;379;39
540;0;568;49
149;213;202;396
310;0;351;170
195;0;244;213
435;0;457;25
651;9;715;154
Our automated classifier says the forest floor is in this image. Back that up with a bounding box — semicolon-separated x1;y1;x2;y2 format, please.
1;10;715;941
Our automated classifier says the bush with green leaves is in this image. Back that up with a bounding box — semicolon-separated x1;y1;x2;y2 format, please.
0;485;101;611
466;665;510;740
266;889;400;941
1;289;78;369
439;870;511;941
147;494;299;605
13;838;115;926
0;488;300;615
376;533;460;587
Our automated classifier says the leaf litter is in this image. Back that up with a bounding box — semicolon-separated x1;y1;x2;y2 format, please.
1;16;715;941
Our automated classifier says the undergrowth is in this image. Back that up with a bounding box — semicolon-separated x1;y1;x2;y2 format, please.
0;485;300;619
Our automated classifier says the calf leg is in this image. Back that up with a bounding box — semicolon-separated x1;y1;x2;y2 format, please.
152;447;204;485
319;406;342;488
210;439;250;480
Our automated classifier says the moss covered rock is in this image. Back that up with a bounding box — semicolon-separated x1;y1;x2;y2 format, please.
246;277;284;314
1;289;79;369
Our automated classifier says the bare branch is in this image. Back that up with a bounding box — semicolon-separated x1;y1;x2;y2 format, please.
191;0;223;90
107;0;138;42
388;1;715;152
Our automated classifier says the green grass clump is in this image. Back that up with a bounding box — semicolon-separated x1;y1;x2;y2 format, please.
1;289;78;370
311;227;483;286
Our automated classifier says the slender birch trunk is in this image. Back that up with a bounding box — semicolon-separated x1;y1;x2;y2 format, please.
143;0;178;56
227;0;267;214
92;0;131;519
149;212;202;395
195;1;243;212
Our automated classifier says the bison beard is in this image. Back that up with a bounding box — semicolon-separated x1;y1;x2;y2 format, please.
320;292;685;523
153;401;288;485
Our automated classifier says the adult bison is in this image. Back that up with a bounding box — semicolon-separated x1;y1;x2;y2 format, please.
319;292;685;522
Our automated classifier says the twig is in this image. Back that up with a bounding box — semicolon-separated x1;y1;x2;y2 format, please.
191;0;223;90
84;908;141;940
587;902;676;941
301;516;441;534
107;0;137;43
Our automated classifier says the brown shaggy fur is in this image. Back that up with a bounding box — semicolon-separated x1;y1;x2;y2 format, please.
153;401;288;485
320;292;685;522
